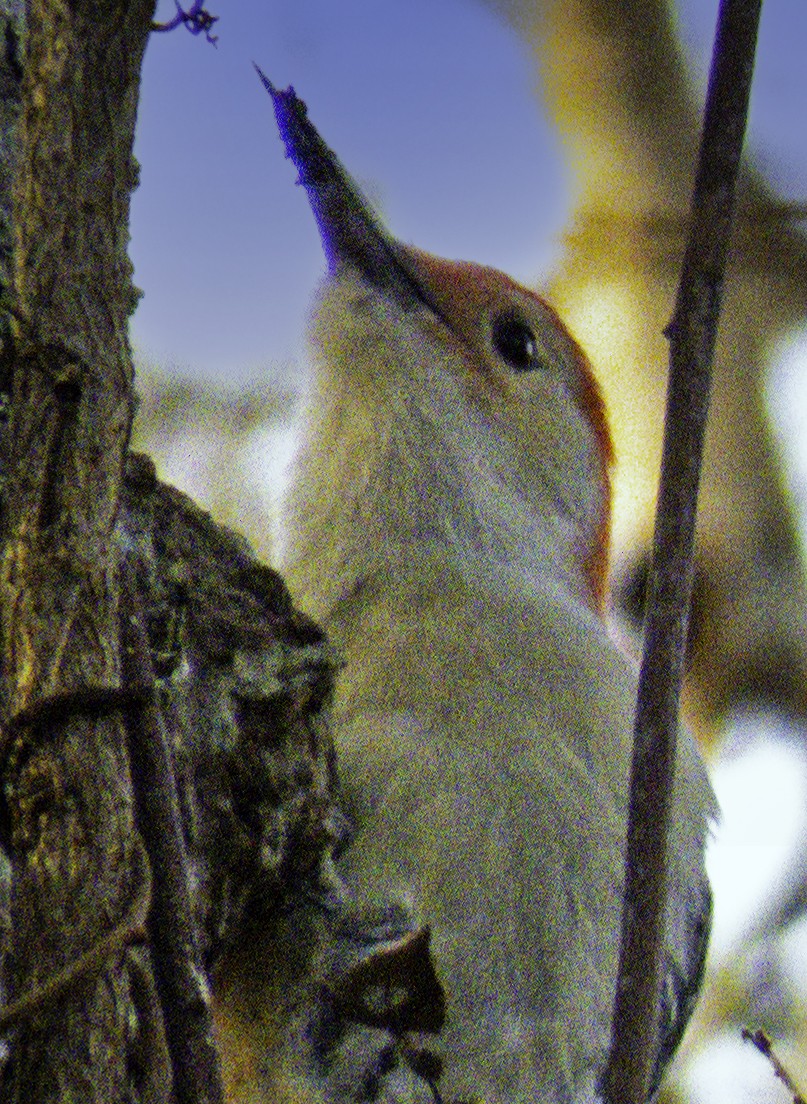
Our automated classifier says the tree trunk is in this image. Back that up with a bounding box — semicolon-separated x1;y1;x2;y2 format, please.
0;1;154;1098
0;4;340;1101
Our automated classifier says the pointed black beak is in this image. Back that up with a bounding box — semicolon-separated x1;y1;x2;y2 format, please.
255;65;439;315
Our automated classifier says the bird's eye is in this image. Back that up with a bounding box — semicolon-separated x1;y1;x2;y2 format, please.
491;311;543;372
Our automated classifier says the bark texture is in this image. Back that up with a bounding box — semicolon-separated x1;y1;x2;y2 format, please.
0;3;340;1100
0;2;154;1099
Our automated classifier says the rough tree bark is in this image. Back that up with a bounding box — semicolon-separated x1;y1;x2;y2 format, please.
0;4;341;1102
0;1;155;1097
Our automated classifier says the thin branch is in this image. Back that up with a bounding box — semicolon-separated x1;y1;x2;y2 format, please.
602;2;763;1102
742;1028;807;1104
0;837;151;1034
121;568;225;1104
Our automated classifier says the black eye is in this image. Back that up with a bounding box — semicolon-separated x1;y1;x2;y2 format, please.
491;311;542;372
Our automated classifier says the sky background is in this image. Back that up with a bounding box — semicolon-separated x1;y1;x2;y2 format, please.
131;0;807;387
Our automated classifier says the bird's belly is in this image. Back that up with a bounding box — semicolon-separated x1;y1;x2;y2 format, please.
333;701;628;1104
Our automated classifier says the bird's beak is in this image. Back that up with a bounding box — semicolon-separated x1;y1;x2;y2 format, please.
256;66;441;317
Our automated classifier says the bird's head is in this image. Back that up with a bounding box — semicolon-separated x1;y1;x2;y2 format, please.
261;72;613;613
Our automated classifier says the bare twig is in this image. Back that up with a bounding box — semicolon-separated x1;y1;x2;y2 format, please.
602;2;763;1102
152;0;219;44
121;569;225;1104
742;1028;807;1104
0;836;151;1035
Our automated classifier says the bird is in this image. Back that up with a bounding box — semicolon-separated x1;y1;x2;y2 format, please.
233;71;716;1104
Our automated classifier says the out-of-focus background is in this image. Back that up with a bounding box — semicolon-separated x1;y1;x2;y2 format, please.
131;3;807;1100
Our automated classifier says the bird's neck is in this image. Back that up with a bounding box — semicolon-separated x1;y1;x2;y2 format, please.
281;394;598;630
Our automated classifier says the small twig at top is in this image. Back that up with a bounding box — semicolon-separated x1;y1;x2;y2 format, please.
602;1;763;1102
152;0;219;45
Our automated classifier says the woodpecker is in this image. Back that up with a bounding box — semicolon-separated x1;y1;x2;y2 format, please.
252;72;715;1104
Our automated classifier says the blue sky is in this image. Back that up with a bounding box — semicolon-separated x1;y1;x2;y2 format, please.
130;0;807;385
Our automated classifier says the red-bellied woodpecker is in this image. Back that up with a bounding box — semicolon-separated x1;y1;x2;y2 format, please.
235;72;715;1104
